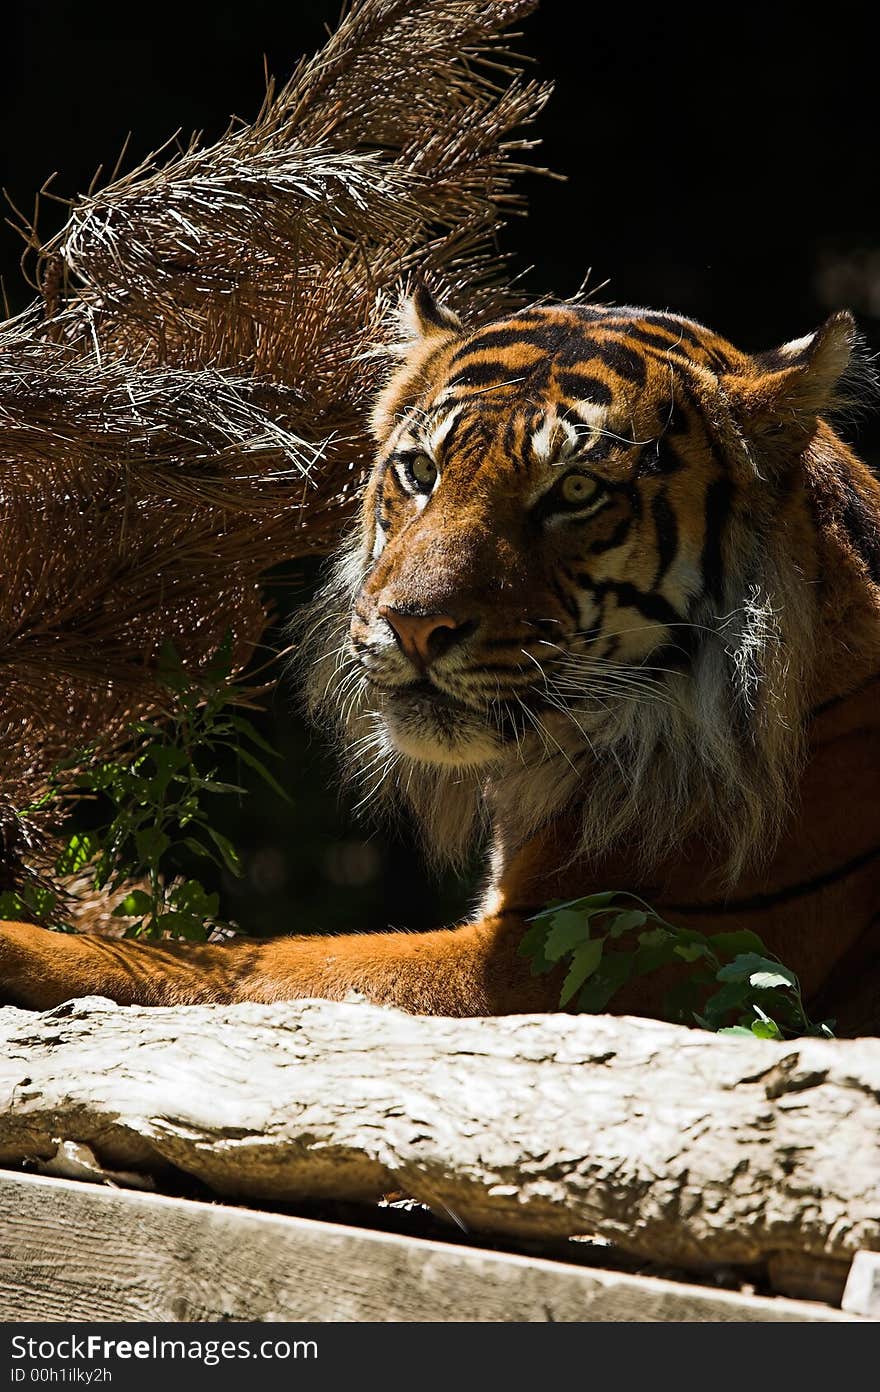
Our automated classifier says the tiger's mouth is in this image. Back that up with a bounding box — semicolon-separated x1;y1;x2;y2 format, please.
397;679;469;709
377;678;505;766
374;676;576;767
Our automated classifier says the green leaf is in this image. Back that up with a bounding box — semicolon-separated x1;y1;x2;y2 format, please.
517;921;555;975
631;939;678;977
637;927;671;949
544;908;590;962
750;1016;783;1040
193;778;248;796
157;640;189;692
205;827;243;877
577;890;620;909
749;970;796;992
560;938;604;1006
228;715;281;760
182;836;212;858
575;950;634;1013
29;886;57;918
530;891;619;921
700;978;755;1029
674;942;712;963
149;746;189;770
706;930;769;960
234;746;293;803
114;890;153;918
716;1026;756;1037
154;911;211;942
529;899;569;922
170;879;220;918
662;975;707;1025
146;746;190;797
717;953;797;989
671;925;713;949
0;891;26;918
134;828;171;866
607;909;647;938
55;831;100;875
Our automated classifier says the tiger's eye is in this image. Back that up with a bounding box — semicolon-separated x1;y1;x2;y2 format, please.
559;472;597;505
410;455;438;492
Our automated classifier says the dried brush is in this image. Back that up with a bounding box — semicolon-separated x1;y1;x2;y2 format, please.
0;0;550;875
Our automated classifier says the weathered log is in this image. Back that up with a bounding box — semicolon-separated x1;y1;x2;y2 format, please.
1;996;879;1278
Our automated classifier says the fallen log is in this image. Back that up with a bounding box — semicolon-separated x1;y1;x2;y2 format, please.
1;996;879;1280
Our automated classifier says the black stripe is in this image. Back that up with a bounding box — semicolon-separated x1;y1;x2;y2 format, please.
701;477;732;602
550;576;581;620
610;322;703;359
666;842;880;916
624;479;643;519
453;416;489;455
453;327;545;354
447;361;531;390
639;402;693;475
586;339;648;385
839;473;880;584
575;315;725;381
575;578;682;628
634;342;722;379
587;514;632;555
651;490;679;583
638;436;685;475
640;313;719;354
553;372;613;405
501;411;521;470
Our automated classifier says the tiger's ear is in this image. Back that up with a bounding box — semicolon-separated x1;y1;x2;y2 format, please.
723;311;859;440
371;286;464;441
399;284;463;342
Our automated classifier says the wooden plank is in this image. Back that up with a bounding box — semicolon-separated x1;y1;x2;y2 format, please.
842;1252;880;1318
0;1173;861;1322
2;996;879;1286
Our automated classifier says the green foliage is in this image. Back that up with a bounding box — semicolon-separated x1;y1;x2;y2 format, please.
519;891;834;1040
0;882;62;926
0;638;287;942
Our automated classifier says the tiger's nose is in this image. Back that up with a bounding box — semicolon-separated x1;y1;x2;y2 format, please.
378;606;472;671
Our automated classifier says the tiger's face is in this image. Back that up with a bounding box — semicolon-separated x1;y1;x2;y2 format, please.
344;292;852;773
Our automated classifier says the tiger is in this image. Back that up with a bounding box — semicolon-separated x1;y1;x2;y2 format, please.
3;287;880;1032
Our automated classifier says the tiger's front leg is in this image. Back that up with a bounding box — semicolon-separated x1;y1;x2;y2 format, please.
0;916;561;1016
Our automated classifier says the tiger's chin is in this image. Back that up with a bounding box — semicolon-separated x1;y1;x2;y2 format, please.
381;689;502;768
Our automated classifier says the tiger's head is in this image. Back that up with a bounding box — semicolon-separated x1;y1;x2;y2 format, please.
302;289;876;878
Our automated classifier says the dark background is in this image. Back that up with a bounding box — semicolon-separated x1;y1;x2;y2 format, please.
3;3;877;936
